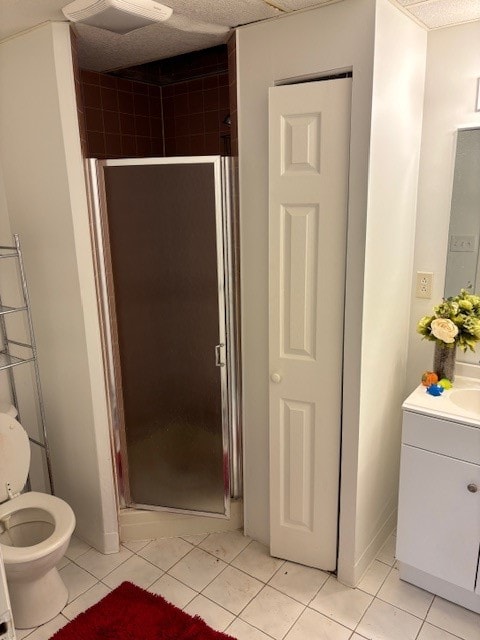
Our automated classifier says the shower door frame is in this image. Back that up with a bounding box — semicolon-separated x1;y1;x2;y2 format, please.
86;156;242;519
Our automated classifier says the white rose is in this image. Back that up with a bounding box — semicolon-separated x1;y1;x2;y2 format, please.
430;318;458;344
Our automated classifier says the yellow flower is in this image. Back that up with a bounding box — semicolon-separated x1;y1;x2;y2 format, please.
458;299;473;311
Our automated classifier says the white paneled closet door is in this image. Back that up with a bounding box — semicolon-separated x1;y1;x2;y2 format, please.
269;78;351;570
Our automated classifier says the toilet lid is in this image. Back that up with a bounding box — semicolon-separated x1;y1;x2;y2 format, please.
0;403;17;418
0;412;30;502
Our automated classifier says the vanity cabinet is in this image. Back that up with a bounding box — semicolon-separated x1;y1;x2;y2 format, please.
396;408;480;613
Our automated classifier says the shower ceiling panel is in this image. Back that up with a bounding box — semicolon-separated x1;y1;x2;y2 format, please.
0;0;478;70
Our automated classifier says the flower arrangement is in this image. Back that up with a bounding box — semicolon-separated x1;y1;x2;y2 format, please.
417;289;480;352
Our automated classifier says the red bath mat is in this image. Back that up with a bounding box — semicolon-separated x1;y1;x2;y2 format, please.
50;581;235;640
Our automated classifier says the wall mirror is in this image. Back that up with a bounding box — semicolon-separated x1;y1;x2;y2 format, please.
444;127;480;298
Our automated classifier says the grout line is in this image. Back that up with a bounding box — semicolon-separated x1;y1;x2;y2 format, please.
21;535;477;640
233;582;306;640
372;591;433;622
424;594;436;620
422;620;467;640
265;562;330;610
358;561;393;597
183;591;235;625
352;593;376;636
415;619;427;640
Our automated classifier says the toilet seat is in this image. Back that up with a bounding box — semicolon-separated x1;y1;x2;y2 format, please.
0;412;30;502
0;491;75;564
0;410;76;629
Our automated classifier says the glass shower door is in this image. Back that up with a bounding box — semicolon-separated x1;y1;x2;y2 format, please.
94;157;231;516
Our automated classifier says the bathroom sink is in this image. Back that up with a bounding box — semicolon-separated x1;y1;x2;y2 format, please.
449;389;480;415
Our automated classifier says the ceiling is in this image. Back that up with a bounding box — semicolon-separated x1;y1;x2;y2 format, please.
0;0;479;71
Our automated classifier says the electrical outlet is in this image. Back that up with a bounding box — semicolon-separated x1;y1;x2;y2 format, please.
416;271;433;299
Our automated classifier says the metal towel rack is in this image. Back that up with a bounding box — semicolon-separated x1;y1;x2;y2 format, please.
0;234;54;494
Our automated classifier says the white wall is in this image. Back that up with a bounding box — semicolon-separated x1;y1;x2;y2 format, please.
407;21;480;390
237;0;426;584
0;22;118;553
0;162;13;408
351;0;426;581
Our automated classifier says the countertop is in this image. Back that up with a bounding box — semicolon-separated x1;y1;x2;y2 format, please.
403;362;480;429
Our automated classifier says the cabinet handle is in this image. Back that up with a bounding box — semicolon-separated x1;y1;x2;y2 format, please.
467;483;478;493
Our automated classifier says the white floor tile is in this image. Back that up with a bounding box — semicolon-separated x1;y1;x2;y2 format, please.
169;548;227;591
62;582;111;620
203;565;263;615
426;597;480;640
102;554;163;590
356;598;423;640
357;562;391;596
74;545;133;579
377;567;434;618
14;629;34;640
122;538;151;553
226;617;274;640
64;535;91;560
148;573;197;609
23;615;69;640
56;556;71;570
284;607;351;640
231;541;284;583
180;533;209;545
269;561;329;605
309;576;373;630
59;562;98;602
138;537;193;571
184;594;235;632
18;532;477;640
417;622;463;640
199;531;251;563
376;535;396;567
240;585;304;640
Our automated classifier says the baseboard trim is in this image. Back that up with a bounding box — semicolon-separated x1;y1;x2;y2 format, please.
353;507;397;585
75;527;120;555
339;505;397;587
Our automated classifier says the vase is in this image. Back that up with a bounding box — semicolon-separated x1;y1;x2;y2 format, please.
433;342;457;382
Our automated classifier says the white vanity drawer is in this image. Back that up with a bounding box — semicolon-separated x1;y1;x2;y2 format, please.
403;410;480;465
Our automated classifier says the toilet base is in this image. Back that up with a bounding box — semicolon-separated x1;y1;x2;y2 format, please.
8;566;69;629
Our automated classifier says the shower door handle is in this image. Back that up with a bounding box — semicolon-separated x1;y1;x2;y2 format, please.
215;344;225;367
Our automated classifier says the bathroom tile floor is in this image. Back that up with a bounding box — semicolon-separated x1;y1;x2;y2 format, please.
14;531;480;640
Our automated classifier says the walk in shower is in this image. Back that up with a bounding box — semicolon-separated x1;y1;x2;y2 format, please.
87;156;241;518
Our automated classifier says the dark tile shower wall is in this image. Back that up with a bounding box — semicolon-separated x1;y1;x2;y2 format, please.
75;42;237;159
162;72;230;156
80;70;164;159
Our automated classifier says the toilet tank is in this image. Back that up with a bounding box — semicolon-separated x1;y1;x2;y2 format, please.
0;548;14;640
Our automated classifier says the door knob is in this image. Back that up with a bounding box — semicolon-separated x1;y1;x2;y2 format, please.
271;372;282;383
467;483;478;493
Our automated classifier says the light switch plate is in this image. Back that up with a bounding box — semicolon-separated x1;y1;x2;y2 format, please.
450;235;477;252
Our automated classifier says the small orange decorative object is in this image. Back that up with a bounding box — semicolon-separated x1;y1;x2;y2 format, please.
421;371;438;386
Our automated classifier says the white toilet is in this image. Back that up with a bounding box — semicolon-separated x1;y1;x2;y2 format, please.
0;408;75;629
